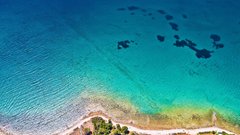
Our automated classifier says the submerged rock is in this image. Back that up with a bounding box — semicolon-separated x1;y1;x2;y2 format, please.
165;15;173;20
186;42;213;59
186;39;197;47
157;9;166;14
117;40;136;49
174;35;180;40
173;39;213;59
213;43;224;49
210;34;221;42
157;35;165;42
117;8;126;11
210;34;224;49
169;22;179;31
195;49;213;59
128;6;140;11
173;40;187;47
182;14;188;19
118;40;130;49
130;12;135;15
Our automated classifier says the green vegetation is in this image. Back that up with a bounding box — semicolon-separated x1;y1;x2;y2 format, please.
172;133;189;135
221;131;234;135
84;128;92;135
197;131;234;135
81;117;236;135
83;117;136;135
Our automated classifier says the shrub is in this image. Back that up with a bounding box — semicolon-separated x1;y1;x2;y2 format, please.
116;124;121;130
111;129;121;135
108;119;112;124
121;126;129;134
84;128;92;135
91;117;132;135
129;132;136;135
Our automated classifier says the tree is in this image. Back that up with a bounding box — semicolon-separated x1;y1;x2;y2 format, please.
121;126;129;134
108;119;112;124
84;128;92;135
111;129;121;135
116;124;121;130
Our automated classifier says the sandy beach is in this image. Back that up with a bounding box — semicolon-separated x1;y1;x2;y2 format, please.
1;96;239;135
53;92;240;135
0;114;237;135
1;92;240;135
0;128;9;135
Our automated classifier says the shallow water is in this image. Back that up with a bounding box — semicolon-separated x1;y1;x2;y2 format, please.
0;0;240;134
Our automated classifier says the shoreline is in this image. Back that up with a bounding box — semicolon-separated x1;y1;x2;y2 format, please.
0;111;237;135
1;94;239;135
0;128;10;135
57;111;235;135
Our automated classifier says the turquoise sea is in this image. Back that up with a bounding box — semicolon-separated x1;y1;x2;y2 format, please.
0;0;240;134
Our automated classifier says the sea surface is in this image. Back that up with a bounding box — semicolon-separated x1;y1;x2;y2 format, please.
0;0;240;134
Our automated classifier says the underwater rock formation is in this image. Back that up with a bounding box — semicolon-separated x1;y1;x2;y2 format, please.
174;40;187;47
157;9;166;14
210;34;224;49
174;35;180;40
117;40;136;49
115;6;221;59
182;14;188;19
157;35;165;42
118;40;130;49
213;42;224;49
130;12;135;15
210;34;221;42
173;39;213;59
128;6;140;11
165;15;173;20
187;45;213;59
117;8;126;11
169;22;179;31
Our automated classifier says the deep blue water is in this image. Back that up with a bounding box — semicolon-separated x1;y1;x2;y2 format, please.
0;0;240;134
